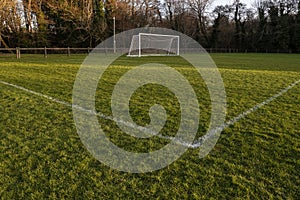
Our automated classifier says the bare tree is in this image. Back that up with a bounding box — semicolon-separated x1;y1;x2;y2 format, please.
187;0;213;44
164;0;187;29
133;0;162;26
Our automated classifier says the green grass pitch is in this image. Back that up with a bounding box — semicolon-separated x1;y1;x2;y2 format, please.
0;53;299;198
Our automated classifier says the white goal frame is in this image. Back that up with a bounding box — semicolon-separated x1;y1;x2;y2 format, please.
127;33;180;57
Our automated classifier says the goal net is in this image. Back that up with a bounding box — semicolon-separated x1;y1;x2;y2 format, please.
128;33;180;57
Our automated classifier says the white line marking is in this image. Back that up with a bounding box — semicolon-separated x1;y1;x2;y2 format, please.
1;79;299;148
190;79;300;148
0;80;176;142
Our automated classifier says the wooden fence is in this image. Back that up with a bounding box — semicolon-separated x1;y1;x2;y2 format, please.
0;47;97;58
0;47;297;59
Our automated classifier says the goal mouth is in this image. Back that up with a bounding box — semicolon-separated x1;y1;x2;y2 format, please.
127;48;179;57
127;33;180;57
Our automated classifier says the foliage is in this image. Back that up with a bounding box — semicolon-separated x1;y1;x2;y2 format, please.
0;1;299;51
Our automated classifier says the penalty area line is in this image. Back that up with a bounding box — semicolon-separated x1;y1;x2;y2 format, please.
1;79;299;149
0;80;176;142
190;79;300;148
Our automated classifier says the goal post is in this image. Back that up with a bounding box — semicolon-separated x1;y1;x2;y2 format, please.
128;33;180;57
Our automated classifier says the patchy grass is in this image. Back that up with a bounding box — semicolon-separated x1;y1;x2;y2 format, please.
0;53;299;199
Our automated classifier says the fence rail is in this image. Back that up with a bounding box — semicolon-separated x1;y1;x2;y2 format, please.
0;47;298;59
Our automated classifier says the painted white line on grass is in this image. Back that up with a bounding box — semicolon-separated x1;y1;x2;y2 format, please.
0;80;176;142
1;79;299;149
0;80;71;107
190;79;300;148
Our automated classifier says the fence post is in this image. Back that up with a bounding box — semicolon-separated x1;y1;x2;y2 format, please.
67;47;70;56
16;47;21;59
44;47;47;58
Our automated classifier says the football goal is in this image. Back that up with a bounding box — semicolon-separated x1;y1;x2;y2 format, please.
127;33;180;57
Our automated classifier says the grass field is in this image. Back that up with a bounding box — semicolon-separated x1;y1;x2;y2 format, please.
1;53;299;199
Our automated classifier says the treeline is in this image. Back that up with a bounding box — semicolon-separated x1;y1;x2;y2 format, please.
0;0;300;52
